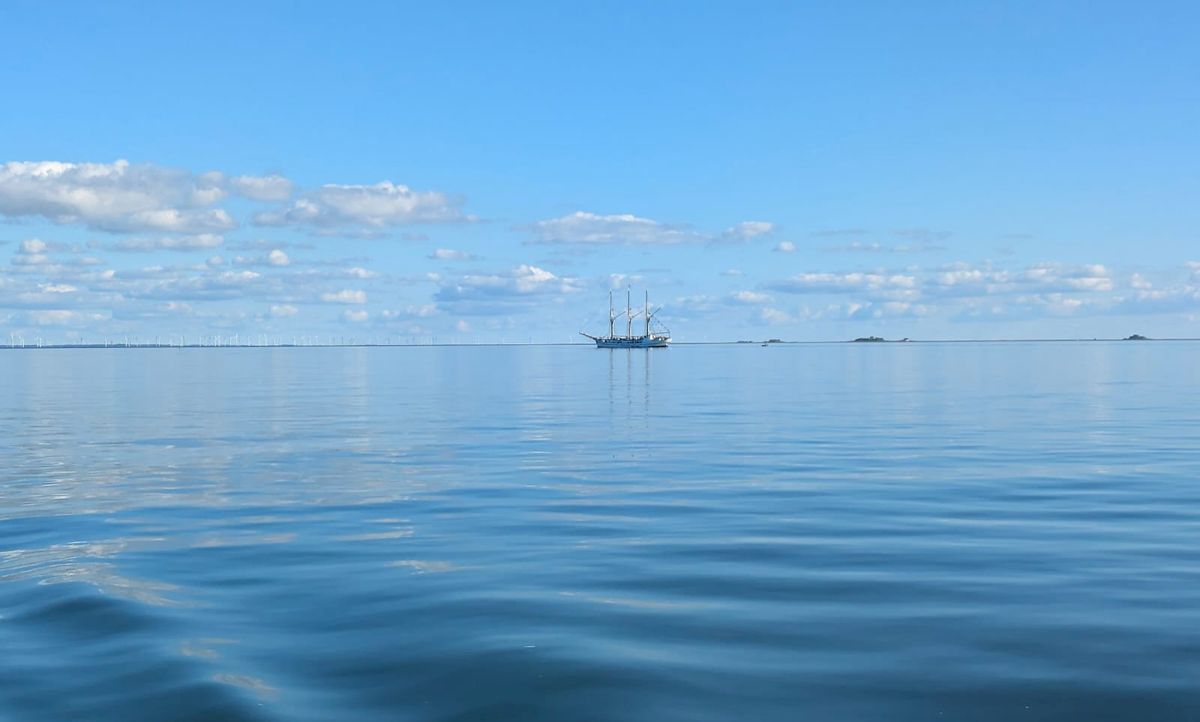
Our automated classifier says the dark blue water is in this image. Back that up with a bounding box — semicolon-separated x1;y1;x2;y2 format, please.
2;343;1199;721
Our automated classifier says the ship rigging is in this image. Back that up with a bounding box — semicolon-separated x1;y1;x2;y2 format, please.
580;289;670;348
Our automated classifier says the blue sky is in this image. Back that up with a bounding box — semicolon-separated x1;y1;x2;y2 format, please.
1;1;1197;343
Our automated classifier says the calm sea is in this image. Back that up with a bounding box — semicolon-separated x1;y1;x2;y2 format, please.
2;343;1198;721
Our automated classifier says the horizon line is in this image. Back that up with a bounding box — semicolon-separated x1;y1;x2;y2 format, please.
2;337;1196;351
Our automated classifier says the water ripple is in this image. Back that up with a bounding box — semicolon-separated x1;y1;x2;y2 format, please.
2;344;1200;720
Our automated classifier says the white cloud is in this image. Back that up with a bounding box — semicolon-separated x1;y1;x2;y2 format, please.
26;310;107;326
774;241;796;253
229;174;294;202
39;283;76;293
455;319;471;333
822;241;946;253
382;304;439;320
255;181;464;229
935;267;992;287
1022;263;1112;292
754;260;1147;324
770;271;917;294
516;265;570;292
607;273;644;289
114;234;225;252
931;263;1113;296
670;294;721;314
429;248;476;261
527;211;694;245
730;290;770;304
0;160;236;233
528;214;776;247
720;220;774;242
478;265;555;292
435;264;582;314
809;228;868;238
11;238;52;266
232;248;295;267
343;309;369;322
270;304;299;318
321;289;367;304
120;208;235;234
842;301;932;319
218;270;261;284
760;307;795;325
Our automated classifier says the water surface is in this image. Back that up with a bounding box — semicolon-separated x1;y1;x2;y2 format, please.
2;343;1199;721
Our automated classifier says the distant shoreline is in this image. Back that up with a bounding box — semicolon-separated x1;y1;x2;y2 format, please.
2;337;1198;350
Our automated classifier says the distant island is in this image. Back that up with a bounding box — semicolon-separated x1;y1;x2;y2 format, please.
1124;334;1150;341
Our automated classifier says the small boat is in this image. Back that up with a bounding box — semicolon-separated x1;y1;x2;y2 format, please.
580;289;670;348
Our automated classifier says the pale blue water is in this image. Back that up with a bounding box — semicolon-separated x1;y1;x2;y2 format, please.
2;343;1199;721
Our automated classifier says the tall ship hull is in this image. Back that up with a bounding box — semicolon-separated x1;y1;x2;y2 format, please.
590;335;669;348
582;289;670;349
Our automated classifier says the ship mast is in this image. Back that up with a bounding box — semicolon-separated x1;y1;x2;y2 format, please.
626;287;632;338
645;290;650;337
608;290;615;339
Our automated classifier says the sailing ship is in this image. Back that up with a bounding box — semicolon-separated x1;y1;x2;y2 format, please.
581;289;670;348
